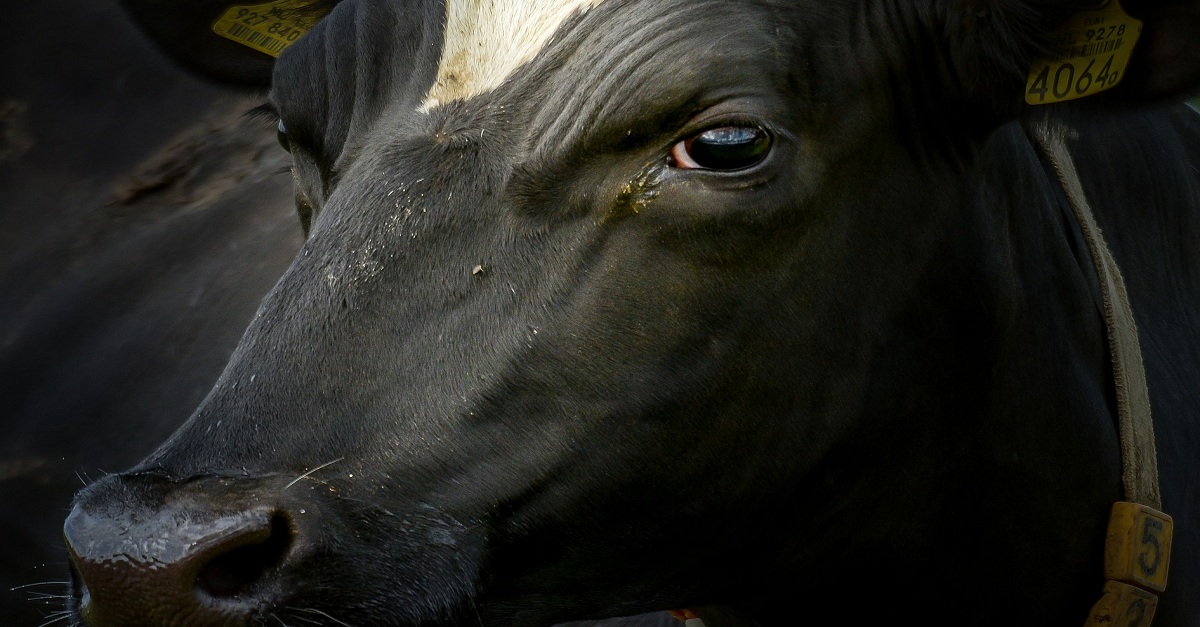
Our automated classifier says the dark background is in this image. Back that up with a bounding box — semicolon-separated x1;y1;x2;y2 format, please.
0;1;304;623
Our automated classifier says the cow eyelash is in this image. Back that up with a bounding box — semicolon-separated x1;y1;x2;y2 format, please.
245;103;294;153
243;103;280;126
244;103;280;124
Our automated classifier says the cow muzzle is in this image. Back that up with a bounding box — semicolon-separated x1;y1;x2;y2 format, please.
64;469;486;627
63;473;309;627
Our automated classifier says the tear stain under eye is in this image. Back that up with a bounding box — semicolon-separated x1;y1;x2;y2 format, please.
607;162;664;222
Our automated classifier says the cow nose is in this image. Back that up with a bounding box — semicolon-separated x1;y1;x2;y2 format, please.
64;499;294;626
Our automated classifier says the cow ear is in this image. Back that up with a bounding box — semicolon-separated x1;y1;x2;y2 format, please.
923;0;1199;125
1117;0;1200;99
925;1;1076;116
119;0;340;87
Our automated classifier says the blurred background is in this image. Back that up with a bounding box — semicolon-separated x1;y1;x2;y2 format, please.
0;1;303;623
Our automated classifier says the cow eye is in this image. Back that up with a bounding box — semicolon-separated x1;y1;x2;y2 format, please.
276;119;291;153
670;125;771;171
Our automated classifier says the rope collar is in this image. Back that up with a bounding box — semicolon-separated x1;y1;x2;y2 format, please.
1030;120;1173;626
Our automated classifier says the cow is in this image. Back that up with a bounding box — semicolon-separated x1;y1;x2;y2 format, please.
61;0;1200;625
1;3;659;626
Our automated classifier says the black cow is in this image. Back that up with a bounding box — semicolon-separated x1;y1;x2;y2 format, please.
63;0;1200;625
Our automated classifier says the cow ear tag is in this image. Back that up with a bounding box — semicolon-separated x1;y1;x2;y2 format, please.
1025;0;1143;105
212;0;333;58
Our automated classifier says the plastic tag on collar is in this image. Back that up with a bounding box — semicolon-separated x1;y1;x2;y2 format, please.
212;1;332;58
1084;580;1158;627
1105;501;1173;592
1025;0;1142;105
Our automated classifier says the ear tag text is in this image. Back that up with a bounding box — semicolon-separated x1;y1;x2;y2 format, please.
212;0;332;58
1025;0;1142;105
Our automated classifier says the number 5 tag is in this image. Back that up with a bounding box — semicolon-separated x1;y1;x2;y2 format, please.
1105;501;1173;592
1025;0;1143;104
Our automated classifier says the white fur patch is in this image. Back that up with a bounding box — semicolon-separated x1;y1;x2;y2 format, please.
421;0;609;110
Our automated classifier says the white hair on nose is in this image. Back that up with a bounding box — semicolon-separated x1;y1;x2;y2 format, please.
421;0;609;110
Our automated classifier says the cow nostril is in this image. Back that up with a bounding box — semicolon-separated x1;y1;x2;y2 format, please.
196;511;294;598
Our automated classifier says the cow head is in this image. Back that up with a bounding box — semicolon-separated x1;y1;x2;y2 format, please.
65;1;1200;625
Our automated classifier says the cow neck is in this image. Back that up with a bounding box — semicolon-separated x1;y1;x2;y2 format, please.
667;123;1175;627
1028;119;1175;626
669;121;1175;627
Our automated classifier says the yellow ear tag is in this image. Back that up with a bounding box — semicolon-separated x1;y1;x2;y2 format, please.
212;1;332;58
1025;0;1143;105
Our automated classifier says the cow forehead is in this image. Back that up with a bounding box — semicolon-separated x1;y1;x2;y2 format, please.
421;0;610;110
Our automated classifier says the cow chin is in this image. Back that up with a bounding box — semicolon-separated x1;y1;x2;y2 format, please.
63;470;486;627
